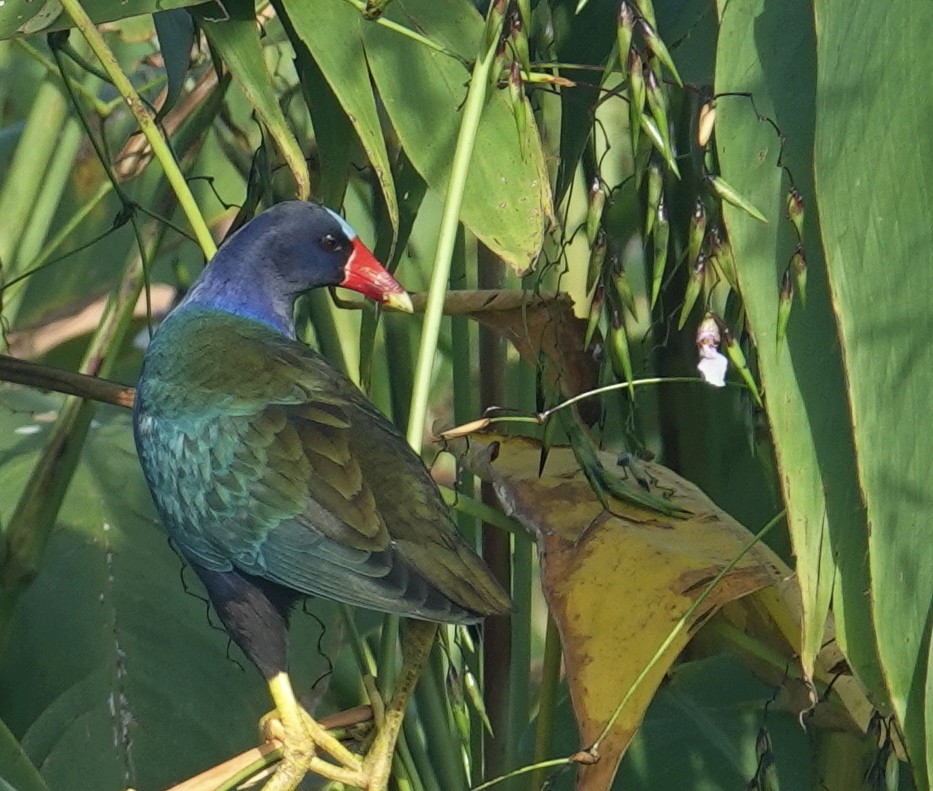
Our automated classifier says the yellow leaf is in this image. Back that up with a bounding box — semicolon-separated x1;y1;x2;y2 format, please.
464;434;787;789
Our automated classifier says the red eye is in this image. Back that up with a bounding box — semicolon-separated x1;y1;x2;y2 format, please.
321;233;343;252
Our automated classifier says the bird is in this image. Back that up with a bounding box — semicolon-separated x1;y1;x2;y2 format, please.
132;201;511;791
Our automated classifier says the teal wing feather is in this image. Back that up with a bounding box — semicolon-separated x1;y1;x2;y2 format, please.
134;309;510;621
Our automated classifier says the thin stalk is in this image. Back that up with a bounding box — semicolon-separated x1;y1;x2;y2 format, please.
508;534;533;780
530;614;562;791
58;0;216;258
450;228;477;542
339;0;467;65
13;38;111;114
340;604;378;678
404;15;500;452
14;118;83;278
439;487;522;536
0;182;113;300
395;728;429;791
419;648;468;790
400;21;500;789
478;242;513;785
0;356;134;408
0;78;67;277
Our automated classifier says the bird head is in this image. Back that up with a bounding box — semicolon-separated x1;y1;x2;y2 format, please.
255;201;412;312
179;201;412;335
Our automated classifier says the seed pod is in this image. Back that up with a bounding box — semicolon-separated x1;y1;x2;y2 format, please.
786;186;805;241
721;322;763;406
633;0;658;30
678;254;705;330
650;195;669;308
644;156;663;237
791;245;808;306
641;114;679;176
586;228;608;294
644;67;672;156
638;17;682;86
617;2;635;79
508;10;531;77
463;669;493;734
628;50;645;156
586;178;605;245
707;174;767;223
687;197;706;268
610;252;639;319
446;667;471;741
607;309;634;388
585;285;605;351
776;266;793;343
508;61;526;147
698;100;716;147
489;36;508;89
483;0;508;51
516;0;532;28
707;225;738;288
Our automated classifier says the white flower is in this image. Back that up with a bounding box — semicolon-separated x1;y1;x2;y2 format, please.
697;350;728;387
696;314;728;387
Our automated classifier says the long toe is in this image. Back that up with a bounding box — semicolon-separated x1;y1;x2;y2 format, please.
261;722;314;791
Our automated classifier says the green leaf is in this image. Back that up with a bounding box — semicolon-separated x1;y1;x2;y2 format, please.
813;0;933;786
0;717;49;791
276;0;398;237
194;0;310;199
0;395;339;791
714;0;879;714
152;9;195;123
0;0;200;40
362;0;551;274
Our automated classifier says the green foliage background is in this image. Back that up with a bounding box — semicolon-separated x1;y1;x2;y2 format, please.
0;0;930;789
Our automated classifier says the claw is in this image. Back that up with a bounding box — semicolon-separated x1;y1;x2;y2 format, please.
259;623;438;791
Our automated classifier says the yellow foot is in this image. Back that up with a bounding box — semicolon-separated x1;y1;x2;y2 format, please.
262;674;368;791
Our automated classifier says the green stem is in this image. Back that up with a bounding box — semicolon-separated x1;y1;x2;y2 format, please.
405;14;499;452
13;38;109;114
0;79;67;278
339;0;468;64
531;614;562;791
57;0;216;258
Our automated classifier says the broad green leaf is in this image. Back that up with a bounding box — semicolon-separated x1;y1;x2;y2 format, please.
0;0;199;40
152;9;195;122
0;717;50;791
361;0;551;275
813;0;933;786
0;394;339;791
194;0;310;200
714;0;877;703
276;0;398;240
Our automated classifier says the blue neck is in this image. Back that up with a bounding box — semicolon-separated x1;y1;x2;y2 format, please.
175;252;297;338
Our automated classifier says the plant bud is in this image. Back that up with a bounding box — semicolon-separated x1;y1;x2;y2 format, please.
791;245;807;306
650;195;669;308
776;266;793;343
707;174;767;223
786;186;805;241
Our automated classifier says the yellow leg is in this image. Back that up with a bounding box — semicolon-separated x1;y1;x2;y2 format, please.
260;622;438;791
262;672;366;791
